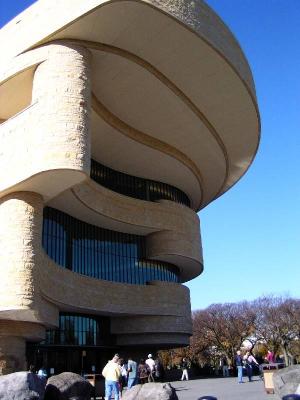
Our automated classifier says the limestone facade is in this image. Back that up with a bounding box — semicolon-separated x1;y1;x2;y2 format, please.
0;0;259;374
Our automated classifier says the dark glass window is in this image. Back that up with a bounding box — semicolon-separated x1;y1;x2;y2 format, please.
43;313;111;346
90;159;191;207
43;207;179;285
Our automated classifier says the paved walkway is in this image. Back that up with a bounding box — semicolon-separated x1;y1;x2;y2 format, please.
172;376;278;400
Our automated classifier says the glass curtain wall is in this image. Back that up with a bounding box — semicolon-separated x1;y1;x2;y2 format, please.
90;159;191;207
27;313;115;376
42;207;180;284
44;313;111;346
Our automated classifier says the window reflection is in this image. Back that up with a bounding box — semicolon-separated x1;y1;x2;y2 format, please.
43;207;179;285
44;313;111;346
90;159;191;207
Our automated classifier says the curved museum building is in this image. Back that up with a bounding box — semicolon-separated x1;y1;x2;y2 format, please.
0;0;260;374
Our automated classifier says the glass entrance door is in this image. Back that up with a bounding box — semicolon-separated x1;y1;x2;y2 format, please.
26;345;115;376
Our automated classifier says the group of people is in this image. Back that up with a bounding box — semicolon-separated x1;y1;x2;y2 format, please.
235;350;259;383
102;353;164;400
234;349;276;383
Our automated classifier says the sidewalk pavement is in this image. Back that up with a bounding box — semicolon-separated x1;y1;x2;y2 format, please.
172;376;278;400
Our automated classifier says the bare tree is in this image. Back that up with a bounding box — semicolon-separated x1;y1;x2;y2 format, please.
192;301;256;365
254;296;300;365
159;297;300;371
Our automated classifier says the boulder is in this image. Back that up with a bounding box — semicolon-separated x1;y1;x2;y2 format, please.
273;365;300;399
0;371;46;399
44;372;93;400
123;382;178;400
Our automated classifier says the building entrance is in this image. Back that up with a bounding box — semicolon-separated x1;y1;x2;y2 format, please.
26;344;116;376
26;312;117;375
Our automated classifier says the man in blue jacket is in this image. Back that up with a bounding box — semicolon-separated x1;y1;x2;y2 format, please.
235;350;243;384
127;356;138;389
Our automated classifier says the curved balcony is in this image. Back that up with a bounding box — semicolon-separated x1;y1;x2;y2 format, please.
43;206;180;285
39;260;193;344
90;158;190;207
0;0;260;211
48;179;203;281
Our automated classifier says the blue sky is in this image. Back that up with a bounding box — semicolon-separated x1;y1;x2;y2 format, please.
1;1;299;310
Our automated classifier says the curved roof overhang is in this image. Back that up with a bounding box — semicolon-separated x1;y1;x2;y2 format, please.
0;0;260;211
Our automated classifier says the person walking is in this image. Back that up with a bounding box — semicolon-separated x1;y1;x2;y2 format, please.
102;354;121;400
221;357;229;377
118;358;127;399
243;351;259;382
127;356;138;389
235;350;244;384
145;354;155;382
180;358;189;381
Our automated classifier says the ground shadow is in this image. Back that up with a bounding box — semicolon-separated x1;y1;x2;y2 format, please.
198;396;218;400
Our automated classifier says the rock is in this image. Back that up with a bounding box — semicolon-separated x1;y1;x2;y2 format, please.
123;382;178;400
44;372;93;400
273;365;300;399
0;371;46;399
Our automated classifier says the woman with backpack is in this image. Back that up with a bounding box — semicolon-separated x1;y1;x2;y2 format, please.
243;350;259;382
138;359;150;384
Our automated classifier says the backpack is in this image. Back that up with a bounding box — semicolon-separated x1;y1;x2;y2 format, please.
143;366;149;374
140;364;149;377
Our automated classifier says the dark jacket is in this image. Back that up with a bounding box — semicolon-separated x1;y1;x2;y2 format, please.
235;355;243;366
181;360;188;370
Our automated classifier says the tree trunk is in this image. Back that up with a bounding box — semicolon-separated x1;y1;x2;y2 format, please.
282;345;290;366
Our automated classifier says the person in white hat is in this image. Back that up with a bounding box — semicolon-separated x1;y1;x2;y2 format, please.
145;354;155;382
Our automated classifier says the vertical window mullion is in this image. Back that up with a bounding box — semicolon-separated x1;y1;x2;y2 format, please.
97;229;101;280
92;226;95;278
80;218;84;276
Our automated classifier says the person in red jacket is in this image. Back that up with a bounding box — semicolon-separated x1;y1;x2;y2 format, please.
265;350;276;363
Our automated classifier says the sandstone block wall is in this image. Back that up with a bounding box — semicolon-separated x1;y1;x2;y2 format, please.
0;321;45;374
31;43;92;175
0;43;92;201
0;336;26;375
0;192;43;314
0;27;203;373
0;189;194;372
